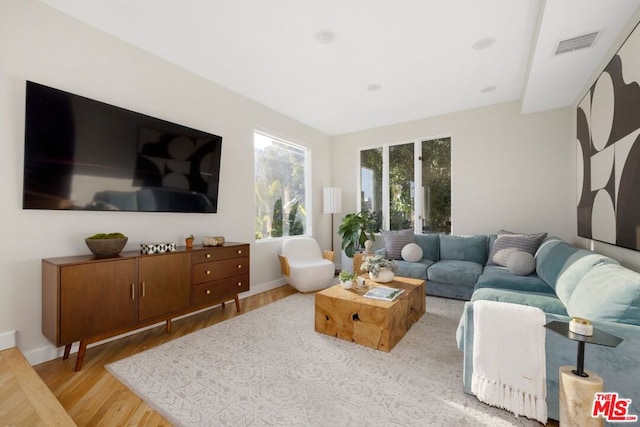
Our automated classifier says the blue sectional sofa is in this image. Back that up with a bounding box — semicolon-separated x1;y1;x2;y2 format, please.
455;238;640;422
376;231;640;421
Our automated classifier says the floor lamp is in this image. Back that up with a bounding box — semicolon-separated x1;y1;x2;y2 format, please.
323;187;342;253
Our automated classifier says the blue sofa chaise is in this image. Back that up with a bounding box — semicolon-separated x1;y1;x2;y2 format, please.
455;238;640;422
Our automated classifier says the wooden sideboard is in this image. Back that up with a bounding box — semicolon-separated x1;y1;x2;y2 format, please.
42;242;249;371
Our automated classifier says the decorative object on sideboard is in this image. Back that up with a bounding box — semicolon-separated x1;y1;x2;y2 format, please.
84;232;128;257
202;236;225;246
338;270;356;289
185;235;194;249
140;242;177;255
360;254;398;283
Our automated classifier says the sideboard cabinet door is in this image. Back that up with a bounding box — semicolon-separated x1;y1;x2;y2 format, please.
138;252;191;321
59;259;137;344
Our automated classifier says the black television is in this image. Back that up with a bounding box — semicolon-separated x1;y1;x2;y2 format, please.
23;81;222;213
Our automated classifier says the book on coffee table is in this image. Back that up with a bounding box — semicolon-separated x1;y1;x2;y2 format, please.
363;286;404;302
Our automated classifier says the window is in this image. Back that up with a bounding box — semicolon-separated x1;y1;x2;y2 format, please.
359;137;450;233
254;132;310;240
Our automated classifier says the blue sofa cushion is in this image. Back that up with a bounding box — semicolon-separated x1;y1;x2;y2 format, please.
536;241;581;288
439;235;488;264
553;251;618;306
395;259;434;279
414;233;439;262
470;287;569;316
481;265;511;275
428;260;483;286
568;263;640;326
475;271;555;295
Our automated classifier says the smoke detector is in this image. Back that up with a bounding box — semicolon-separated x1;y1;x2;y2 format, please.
555;32;599;55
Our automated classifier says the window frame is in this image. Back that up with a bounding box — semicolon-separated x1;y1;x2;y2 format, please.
357;135;451;233
253;130;312;242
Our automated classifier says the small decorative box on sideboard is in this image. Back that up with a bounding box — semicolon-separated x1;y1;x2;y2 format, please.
42;242;250;371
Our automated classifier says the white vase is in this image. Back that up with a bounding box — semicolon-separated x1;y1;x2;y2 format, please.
340;280;353;289
340;250;354;273
370;268;395;283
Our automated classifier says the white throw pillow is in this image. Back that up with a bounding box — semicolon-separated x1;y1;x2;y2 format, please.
506;251;536;276
401;243;423;263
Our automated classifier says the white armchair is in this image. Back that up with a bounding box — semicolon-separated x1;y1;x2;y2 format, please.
278;237;335;292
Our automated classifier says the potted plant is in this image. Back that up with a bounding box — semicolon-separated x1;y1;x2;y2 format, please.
338;270;356;289
338;210;377;258
185;234;194;249
360;254;398;282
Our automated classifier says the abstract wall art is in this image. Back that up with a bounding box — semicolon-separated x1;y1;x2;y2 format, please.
577;21;640;251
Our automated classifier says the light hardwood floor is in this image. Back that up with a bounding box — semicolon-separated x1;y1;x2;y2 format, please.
34;285;297;426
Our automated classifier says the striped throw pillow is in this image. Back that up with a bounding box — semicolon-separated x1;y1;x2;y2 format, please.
381;229;415;260
488;230;547;267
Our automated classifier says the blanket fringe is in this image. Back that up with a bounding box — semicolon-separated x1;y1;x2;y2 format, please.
472;372;547;423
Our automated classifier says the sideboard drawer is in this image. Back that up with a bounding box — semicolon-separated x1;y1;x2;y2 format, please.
192;245;249;263
193;258;248;284
192;276;249;306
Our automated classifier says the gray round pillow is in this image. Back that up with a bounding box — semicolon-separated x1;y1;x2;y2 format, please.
401;243;423;262
506;251;535;276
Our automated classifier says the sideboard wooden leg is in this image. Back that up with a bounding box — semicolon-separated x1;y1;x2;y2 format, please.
74;339;87;371
221;301;226;308
63;343;71;360
234;295;241;312
165;319;172;334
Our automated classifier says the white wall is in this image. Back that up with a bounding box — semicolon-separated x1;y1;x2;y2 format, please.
332;101;573;242
0;0;332;363
570;10;640;272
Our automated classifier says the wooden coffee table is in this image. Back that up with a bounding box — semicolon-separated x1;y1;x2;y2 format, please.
314;276;425;352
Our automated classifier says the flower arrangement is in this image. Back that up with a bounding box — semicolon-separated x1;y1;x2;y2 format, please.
360;255;398;278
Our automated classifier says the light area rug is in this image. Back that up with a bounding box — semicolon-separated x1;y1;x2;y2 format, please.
106;293;540;427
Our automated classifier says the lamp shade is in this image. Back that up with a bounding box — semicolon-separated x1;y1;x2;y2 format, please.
323;187;342;214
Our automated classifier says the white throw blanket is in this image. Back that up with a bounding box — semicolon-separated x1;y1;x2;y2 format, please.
471;300;547;423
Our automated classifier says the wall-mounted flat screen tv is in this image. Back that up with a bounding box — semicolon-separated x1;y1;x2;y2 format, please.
23;81;222;213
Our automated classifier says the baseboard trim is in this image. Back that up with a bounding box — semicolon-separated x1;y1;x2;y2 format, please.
0;330;17;351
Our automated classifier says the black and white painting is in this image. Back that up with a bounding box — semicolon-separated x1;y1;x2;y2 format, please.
577;22;640;251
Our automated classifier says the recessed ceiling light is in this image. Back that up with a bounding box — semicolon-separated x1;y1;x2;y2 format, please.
366;83;382;91
315;29;336;44
473;37;496;50
480;86;497;93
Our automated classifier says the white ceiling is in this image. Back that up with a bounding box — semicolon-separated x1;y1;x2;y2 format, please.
39;0;640;135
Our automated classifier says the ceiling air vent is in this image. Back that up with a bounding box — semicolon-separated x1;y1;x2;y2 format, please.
555;32;599;55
